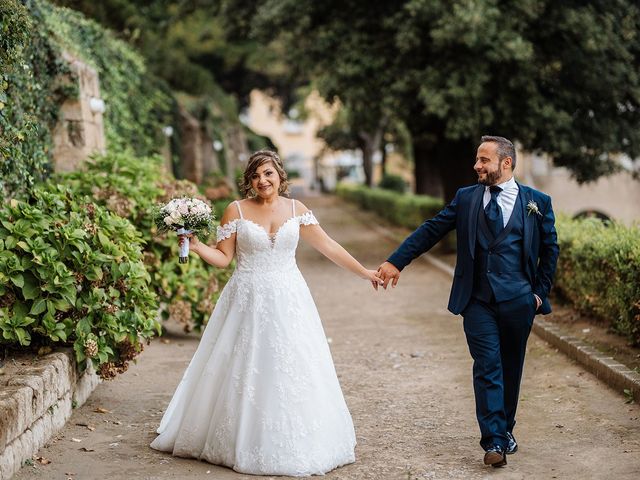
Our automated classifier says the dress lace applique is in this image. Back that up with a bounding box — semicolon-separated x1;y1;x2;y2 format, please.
299;211;319;226
216;219;239;243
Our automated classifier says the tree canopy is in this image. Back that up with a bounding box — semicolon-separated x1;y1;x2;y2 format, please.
54;0;640;200
223;0;640;199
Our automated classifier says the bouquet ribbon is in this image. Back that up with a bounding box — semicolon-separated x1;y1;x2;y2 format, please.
177;227;193;263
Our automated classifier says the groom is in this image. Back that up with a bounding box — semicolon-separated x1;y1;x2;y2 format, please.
377;136;559;467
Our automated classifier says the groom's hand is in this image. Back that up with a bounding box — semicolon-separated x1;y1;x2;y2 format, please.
377;261;400;290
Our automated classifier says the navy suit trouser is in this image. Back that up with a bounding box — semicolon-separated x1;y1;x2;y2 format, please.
462;293;537;450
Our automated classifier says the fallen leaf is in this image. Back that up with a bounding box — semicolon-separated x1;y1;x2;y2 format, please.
71;438;82;443
79;447;95;452
94;407;111;414
37;346;52;356
35;456;51;465
160;338;170;344
87;425;96;431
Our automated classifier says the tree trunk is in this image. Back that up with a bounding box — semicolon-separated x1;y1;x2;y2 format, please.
358;128;383;188
412;139;442;197
435;139;477;203
381;143;387;177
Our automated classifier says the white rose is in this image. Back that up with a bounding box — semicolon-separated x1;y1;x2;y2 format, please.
164;216;174;225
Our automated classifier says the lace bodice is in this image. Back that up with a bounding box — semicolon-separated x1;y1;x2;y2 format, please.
216;202;318;274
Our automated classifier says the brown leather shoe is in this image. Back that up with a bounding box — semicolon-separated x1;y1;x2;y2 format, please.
484;447;507;467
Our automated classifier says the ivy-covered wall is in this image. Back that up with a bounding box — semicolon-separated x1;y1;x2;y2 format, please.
0;0;72;198
1;0;178;198
36;0;177;157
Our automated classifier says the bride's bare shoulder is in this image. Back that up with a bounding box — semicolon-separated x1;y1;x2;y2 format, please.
294;199;310;215
220;201;241;224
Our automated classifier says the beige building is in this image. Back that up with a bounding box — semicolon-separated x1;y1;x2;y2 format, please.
517;151;640;225
246;89;370;193
246;90;327;191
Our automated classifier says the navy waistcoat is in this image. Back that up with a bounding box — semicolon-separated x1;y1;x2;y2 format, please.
472;192;532;303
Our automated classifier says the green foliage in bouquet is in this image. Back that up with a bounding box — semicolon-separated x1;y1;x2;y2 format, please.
59;151;234;332
555;216;640;346
0;185;160;379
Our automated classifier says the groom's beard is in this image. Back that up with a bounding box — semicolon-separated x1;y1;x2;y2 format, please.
478;162;504;186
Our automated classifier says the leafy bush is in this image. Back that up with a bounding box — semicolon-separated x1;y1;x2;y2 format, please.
58;151;234;332
555;216;640;345
336;183;443;230
0;185;160;379
378;173;408;193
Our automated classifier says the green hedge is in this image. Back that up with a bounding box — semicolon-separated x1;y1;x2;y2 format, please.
0;185;160;379
336;183;443;230
554;216;640;345
58;151;234;332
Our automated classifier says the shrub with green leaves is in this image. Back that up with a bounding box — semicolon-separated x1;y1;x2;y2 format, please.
0;185;160;379
555;216;640;345
58;151;234;332
378;174;408;194
336;183;443;230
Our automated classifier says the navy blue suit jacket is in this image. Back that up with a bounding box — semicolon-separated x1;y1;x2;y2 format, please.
387;183;559;315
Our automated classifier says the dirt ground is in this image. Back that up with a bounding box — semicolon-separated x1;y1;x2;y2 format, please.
15;195;640;480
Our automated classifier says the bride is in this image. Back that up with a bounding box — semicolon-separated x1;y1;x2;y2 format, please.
150;150;381;476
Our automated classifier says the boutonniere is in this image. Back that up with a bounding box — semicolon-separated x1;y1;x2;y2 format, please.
526;200;542;217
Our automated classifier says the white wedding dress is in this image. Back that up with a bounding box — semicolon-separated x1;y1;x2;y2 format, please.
150;200;356;476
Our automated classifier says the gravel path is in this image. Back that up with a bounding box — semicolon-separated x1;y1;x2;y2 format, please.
15;195;640;480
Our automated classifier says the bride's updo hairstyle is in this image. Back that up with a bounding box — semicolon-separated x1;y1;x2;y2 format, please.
240;150;290;198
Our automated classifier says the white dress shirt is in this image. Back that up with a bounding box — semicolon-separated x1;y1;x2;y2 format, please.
483;176;518;227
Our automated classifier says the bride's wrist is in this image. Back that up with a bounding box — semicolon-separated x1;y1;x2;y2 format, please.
190;240;201;255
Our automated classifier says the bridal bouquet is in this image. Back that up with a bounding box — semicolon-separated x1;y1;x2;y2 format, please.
153;198;215;263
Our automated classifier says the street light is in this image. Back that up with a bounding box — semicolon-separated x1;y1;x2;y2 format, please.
89;97;105;114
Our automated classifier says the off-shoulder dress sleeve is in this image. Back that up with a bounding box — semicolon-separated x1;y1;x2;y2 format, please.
299;211;319;226
216;219;239;243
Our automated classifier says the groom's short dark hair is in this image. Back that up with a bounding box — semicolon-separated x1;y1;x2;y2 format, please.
481;135;517;170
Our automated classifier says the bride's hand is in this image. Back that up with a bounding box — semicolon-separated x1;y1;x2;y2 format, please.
364;269;383;291
178;233;201;254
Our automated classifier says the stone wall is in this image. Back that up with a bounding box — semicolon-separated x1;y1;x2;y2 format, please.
52;52;106;172
0;351;99;480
